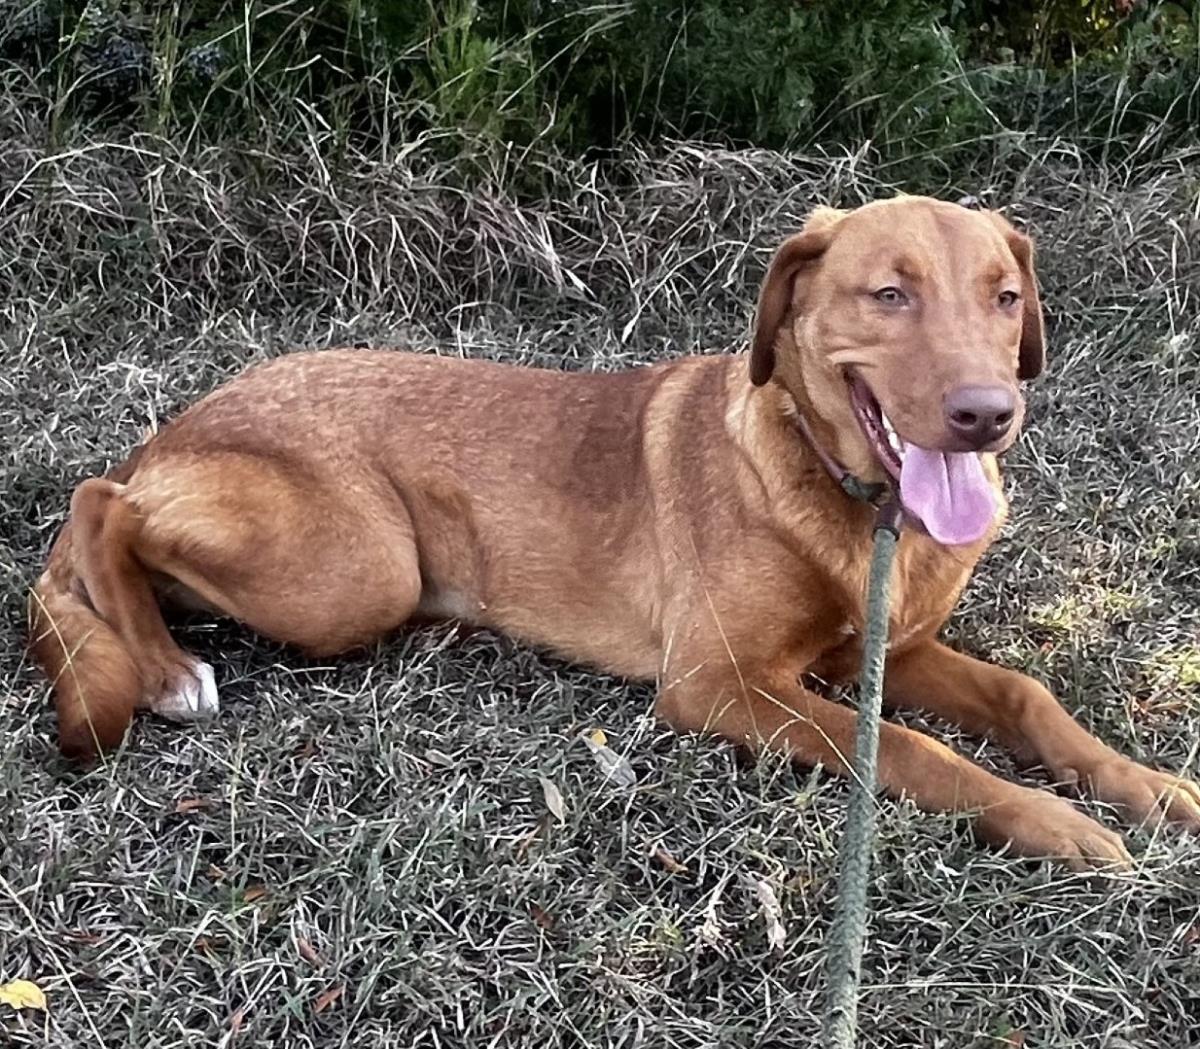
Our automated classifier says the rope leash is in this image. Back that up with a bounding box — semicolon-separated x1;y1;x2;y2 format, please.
822;497;903;1048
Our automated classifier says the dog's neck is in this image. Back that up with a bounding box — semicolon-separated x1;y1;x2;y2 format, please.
769;375;892;499
760;330;887;485
791;402;889;505
734;371;882;514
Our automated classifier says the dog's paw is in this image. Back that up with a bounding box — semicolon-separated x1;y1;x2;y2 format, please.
1079;758;1200;833
150;659;220;722
978;789;1132;872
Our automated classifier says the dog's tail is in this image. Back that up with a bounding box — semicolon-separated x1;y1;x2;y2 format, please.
28;457;145;759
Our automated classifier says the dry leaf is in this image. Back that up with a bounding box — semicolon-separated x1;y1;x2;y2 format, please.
538;776;566;822
313;984;345;1015
0;979;47;1012
242;885;269;904
530;903;555;930
207;864;227;882
229;1007;246;1035
697;878;728;950
61;930;103;946
174;798;209;814
752;876;787;953
296;937;323;967
1001;1032;1027;1048
515;813;552;860
579;731;636;788
650;844;689;875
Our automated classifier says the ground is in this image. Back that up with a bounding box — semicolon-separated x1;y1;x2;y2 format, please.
1;125;1199;1047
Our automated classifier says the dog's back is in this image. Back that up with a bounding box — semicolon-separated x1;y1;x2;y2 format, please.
30;348;727;755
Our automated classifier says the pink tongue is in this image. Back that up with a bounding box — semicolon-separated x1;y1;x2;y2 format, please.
899;446;997;545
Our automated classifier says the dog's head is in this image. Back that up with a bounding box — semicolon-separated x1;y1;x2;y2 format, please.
749;195;1045;545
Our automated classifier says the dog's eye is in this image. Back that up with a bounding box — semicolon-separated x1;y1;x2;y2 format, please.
998;290;1021;308
873;286;908;306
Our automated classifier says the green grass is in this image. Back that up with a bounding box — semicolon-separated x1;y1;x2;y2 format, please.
2;93;1200;1045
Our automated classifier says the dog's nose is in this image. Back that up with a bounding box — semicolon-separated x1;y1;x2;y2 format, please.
944;385;1016;448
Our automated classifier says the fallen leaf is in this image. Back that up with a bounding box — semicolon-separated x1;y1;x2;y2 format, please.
696;877;728;950
530;903;555;930
230;1007;246;1035
650;844;689;874
751;876;787;953
207;865;227;882
0;979;47;1012
1001;1032;1027;1048
515;813;552;860
61;930;103;946
296;937;323;967
174;798;209;814
242;885;269;904
293;740;317;759
579;731;636;788
313;984;344;1014
538;776;566;822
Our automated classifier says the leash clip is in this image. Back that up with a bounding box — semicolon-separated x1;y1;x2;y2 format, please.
838;472;889;506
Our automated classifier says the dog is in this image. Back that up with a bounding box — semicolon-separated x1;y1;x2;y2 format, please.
30;195;1199;870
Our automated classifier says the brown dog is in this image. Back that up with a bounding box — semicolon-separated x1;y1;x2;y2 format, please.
30;195;1200;869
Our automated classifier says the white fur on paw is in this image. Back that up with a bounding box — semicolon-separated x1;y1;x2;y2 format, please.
153;661;220;722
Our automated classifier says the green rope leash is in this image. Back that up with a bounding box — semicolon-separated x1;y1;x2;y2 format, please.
822;498;903;1048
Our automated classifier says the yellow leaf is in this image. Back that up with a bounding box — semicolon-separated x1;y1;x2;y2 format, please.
0;979;47;1011
579;731;636;788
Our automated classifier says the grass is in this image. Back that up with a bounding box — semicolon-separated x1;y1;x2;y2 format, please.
2;86;1200;1045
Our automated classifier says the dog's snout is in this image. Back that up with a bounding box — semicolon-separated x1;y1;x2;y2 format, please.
944;385;1016;448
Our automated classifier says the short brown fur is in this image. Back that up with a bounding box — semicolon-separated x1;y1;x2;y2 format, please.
29;195;1199;869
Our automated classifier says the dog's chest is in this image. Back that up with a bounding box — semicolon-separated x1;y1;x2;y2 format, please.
817;534;981;671
834;611;935;651
833;601;947;652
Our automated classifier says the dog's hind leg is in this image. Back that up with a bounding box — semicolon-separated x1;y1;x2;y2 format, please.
34;452;425;758
29;473;218;760
124;453;425;660
70;477;220;724
30;512;142;759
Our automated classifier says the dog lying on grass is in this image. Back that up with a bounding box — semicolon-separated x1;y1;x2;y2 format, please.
30;195;1199;870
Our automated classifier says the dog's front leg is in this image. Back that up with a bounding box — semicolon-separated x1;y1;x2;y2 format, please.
885;640;1200;833
654;656;1131;870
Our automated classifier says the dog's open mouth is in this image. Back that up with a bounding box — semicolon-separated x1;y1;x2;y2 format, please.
849;377;904;482
847;375;998;546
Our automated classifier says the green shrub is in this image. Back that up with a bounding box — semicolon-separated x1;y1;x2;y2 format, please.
1;0;1196;164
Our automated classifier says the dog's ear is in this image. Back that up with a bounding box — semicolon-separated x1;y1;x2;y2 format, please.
987;212;1046;381
750;207;844;386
